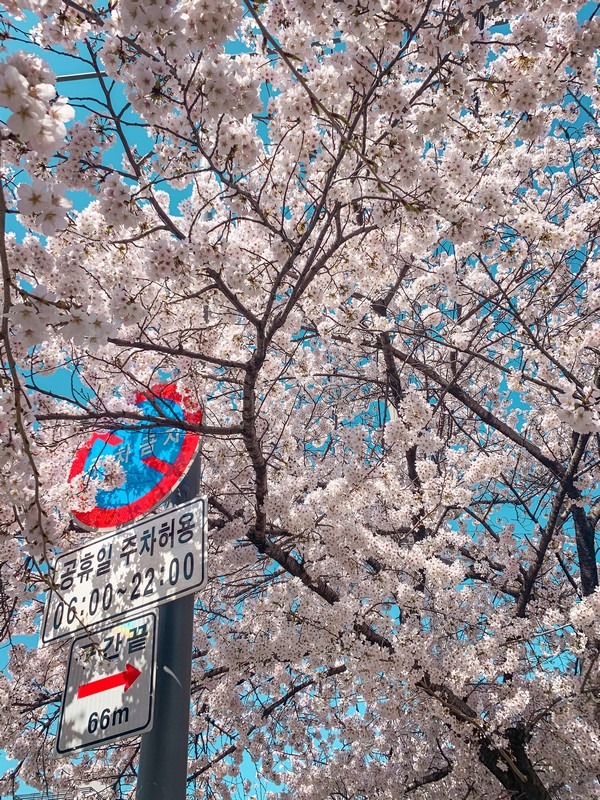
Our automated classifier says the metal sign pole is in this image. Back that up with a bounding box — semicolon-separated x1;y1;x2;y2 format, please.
136;456;200;800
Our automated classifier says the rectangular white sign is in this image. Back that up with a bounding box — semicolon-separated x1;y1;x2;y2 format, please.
41;497;207;644
56;613;156;754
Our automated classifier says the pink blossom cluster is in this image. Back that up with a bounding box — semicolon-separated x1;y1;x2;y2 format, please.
16;179;71;235
0;51;73;156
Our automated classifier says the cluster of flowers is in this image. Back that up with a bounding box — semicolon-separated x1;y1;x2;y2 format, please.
0;51;73;156
0;52;74;235
557;385;600;434
16;179;71;235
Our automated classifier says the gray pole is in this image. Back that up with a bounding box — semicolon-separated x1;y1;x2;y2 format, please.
136;456;200;800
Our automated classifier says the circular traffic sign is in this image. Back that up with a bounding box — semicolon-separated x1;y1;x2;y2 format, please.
69;383;202;530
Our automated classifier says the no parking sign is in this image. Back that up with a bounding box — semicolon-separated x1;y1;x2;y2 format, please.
69;383;201;530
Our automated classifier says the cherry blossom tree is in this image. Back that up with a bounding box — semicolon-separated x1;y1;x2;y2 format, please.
1;1;600;798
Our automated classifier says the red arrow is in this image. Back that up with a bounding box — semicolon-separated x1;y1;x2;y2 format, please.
77;663;141;699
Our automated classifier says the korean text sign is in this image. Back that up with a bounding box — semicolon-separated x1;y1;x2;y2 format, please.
41;497;207;644
56;613;157;754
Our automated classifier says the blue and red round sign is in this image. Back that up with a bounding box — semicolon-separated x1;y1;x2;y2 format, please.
69;383;202;530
